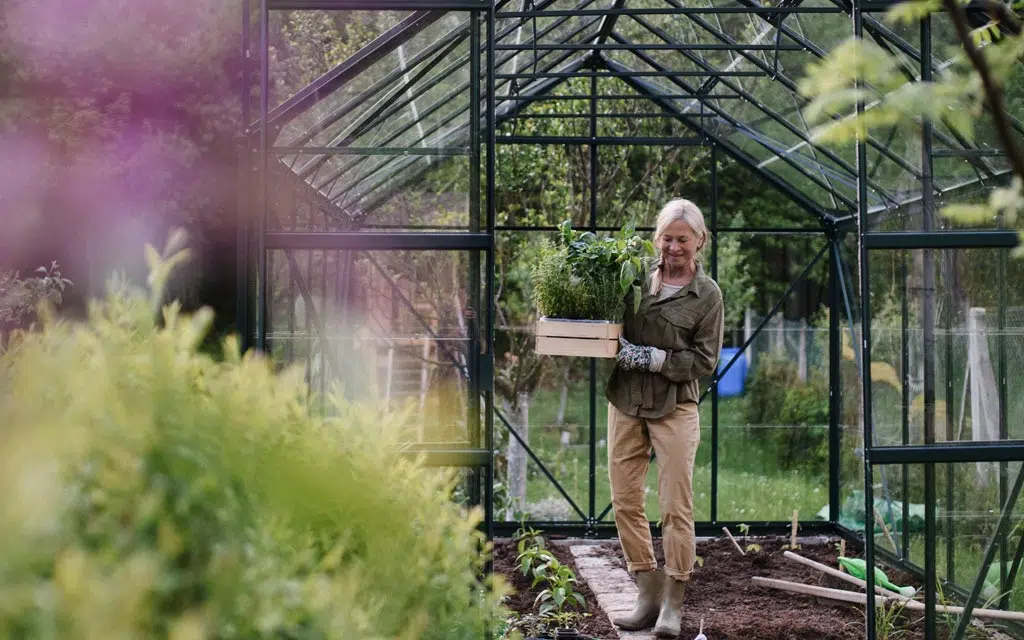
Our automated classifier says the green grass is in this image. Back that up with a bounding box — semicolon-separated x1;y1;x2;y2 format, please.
891;534;1024;619
520;442;827;522
508;386;829;523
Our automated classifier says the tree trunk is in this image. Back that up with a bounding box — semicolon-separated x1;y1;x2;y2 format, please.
798;323;808;382
556;364;570;425
506;391;531;520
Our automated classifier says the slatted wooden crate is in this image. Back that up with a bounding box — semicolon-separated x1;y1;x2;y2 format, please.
535;317;622;358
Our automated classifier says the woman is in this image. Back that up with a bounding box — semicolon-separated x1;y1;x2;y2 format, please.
605;198;724;638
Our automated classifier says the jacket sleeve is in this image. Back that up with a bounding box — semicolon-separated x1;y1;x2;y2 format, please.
658;297;725;383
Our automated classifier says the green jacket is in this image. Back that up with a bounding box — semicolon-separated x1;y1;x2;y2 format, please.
606;265;725;419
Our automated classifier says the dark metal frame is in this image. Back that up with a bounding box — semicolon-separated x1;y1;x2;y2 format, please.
239;1;1024;637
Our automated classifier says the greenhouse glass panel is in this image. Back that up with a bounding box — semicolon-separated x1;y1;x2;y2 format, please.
595;146;712;230
837;233;866;533
274;11;470;148
308;36;471;151
714;235;830;522
866;172;1019;233
866;248;1024;446
270;151;475;230
714;158;827;229
267;248;485;446
593;78;701;141
267;10;413;113
872;461;1024;614
327;154;473;223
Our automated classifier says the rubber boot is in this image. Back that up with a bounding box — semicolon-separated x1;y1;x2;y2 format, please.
612;569;663;631
653;575;686;638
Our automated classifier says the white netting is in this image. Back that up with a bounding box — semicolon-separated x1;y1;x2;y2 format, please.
735;312;829;382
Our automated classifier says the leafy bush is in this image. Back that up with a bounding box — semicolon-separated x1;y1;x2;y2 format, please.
531;220;654;321
0;262;72;328
744;353;800;425
745;352;829;474
0;238;506;639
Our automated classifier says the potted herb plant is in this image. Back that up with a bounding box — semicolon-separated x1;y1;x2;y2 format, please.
532;220;654;358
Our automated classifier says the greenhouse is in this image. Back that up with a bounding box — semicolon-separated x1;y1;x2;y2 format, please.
233;0;1024;637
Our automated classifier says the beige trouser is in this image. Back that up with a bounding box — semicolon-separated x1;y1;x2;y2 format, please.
608;401;700;581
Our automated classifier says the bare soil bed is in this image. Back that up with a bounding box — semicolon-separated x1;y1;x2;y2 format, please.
492;535;1001;640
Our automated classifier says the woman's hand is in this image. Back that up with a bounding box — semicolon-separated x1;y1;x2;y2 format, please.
616;337;654;371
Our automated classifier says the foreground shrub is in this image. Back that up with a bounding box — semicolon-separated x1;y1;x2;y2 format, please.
0;239;506;639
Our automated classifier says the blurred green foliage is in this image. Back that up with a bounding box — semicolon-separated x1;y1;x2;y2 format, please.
0;235;506;639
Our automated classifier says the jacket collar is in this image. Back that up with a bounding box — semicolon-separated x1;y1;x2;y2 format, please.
659;263;705;300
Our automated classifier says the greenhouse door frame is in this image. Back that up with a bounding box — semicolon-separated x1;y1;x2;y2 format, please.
491;137;841;540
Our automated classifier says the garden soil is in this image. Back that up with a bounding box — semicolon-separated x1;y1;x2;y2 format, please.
493;537;619;639
493;535;999;640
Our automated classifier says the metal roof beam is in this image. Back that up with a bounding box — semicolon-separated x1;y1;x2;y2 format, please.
259;11;445;132
619;11;851;208
605;34;859;213
593;0;629;46
323;57;587;210
663;1;922;197
600;56;830;224
339;67;582;216
280;17;470;149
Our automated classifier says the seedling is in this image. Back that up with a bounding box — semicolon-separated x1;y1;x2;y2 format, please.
534;558;587;615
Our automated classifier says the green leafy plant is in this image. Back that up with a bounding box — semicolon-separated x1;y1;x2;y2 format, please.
872;597;911;640
532;220;655;321
0;233;506;639
511;522;588;623
745;353;830;474
518;545;556;580
533;557;587;615
542;610;591;630
498;610;591;640
515;523;546;555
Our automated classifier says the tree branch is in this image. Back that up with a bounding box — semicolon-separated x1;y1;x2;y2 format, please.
971;0;1022;33
943;0;1024;181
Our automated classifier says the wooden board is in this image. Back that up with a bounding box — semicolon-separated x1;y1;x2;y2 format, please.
536;318;622;340
535;335;619;358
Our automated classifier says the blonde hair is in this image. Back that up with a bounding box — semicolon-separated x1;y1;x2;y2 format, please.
649;198;709;296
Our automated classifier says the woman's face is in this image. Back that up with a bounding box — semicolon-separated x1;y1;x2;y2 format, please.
658;219;702;269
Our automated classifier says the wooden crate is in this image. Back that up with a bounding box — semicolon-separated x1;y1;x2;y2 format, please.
535;317;622;358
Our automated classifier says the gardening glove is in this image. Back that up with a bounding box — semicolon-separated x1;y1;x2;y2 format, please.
616;337;666;372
